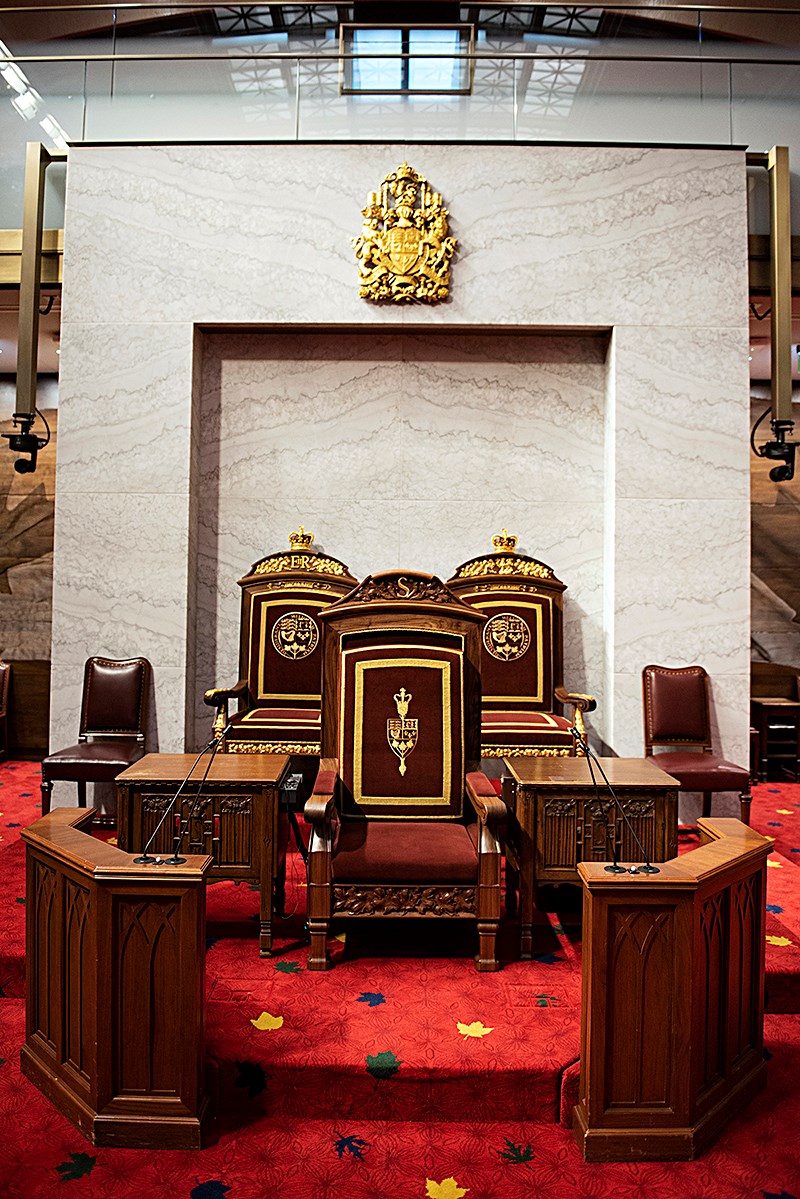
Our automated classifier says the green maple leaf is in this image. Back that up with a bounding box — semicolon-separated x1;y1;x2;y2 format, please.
366;1050;400;1082
274;961;302;974
54;1152;97;1181
0;1058;5;1067
498;1138;534;1168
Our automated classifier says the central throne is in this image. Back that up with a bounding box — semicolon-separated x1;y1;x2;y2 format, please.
303;570;506;972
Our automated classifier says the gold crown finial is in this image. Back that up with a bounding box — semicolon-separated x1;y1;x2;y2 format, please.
491;528;517;554
288;526;314;552
393;687;412;719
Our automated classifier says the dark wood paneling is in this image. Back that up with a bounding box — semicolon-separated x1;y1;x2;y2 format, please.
7;659;50;757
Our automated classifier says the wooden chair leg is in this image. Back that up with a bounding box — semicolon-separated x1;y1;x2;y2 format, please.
739;790;752;827
306;920;331;971
40;778;53;816
701;791;712;819
476;919;500;972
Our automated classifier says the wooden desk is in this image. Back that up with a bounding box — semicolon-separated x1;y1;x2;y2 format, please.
117;753;291;956
503;756;678;958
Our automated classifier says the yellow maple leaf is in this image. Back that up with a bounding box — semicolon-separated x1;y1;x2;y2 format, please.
766;935;793;947
456;1021;493;1038
250;1011;284;1030
426;1178;468;1199
777;809;794;815
767;859;783;868
333;933;346;943
108;836;118;846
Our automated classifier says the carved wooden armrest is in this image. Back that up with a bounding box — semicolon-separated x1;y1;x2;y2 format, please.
203;679;248;709
303;758;340;830
466;771;507;838
554;687;597;736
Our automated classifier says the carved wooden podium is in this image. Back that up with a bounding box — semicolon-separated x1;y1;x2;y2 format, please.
21;808;212;1149
574;817;770;1161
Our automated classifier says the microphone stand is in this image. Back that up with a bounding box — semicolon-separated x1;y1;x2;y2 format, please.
571;727;660;876
133;723;232;866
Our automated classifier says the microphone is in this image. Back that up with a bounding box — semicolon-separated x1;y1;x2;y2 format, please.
133;722;233;866
570;726;660;876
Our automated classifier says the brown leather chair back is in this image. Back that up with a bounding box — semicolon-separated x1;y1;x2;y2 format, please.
80;656;151;739
319;571;485;821
642;664;712;751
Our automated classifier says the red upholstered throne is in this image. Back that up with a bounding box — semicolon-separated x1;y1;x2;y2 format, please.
204;529;358;752
303;571;506;972
447;531;595;758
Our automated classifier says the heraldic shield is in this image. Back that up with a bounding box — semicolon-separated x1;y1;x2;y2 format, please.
353;162;456;303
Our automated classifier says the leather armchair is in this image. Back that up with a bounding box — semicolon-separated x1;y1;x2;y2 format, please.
40;657;151;815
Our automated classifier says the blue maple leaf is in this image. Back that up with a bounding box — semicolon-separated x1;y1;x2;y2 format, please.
190;1182;232;1199
333;1131;371;1160
19;792;32;797
767;903;784;914
357;991;386;1007
6;822;21;828
761;1190;797;1198
768;822;783;827
206;934;219;950
792;848;800;854
533;952;564;964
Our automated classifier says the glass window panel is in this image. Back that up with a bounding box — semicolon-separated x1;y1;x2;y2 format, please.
351;29;403;93
407;29;461;92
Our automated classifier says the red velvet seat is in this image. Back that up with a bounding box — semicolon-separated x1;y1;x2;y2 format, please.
204;528;357;753
642;664;752;825
304;571;506;972
40;657;151;816
448;531;595;759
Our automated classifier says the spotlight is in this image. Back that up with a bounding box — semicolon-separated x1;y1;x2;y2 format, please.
753;416;797;483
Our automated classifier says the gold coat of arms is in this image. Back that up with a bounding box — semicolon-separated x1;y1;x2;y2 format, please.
353;162;456;304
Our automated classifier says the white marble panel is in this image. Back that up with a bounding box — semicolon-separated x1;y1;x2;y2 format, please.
613;326;751;501
51;493;191;670
611;498;750;676
57;322;195;495
63;145;746;332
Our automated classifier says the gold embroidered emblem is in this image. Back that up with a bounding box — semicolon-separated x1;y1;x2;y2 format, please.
353;162;456;304
271;611;319;660
483;613;531;662
387;687;418;776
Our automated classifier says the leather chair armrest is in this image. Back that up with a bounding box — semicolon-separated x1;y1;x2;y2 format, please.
466;771;507;837
303;757;340;828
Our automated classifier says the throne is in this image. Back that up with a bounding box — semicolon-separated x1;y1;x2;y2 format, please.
447;531;595;758
303;571;507;972
204;529;358;752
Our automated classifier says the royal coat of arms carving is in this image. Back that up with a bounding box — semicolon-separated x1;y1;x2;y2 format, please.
353;162;457;303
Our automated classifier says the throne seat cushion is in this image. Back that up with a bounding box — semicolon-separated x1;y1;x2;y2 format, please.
332;819;479;884
481;709;574;749
41;740;145;781
229;706;320;745
648;752;750;793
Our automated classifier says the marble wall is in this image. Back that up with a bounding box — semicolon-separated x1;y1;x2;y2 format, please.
53;143;751;805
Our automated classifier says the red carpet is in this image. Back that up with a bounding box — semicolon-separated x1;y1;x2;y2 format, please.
1;763;800;1197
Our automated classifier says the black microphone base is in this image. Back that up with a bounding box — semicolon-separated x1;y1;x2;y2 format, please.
631;864;661;874
133;853;158;865
166;855;187;865
603;863;627;874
